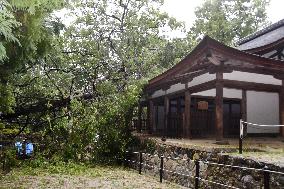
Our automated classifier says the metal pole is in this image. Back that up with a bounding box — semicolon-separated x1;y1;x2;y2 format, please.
195;160;200;189
160;156;164;183
239;119;243;154
139;152;142;174
263;166;270;189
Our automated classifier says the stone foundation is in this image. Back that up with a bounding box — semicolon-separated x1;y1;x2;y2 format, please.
129;141;284;189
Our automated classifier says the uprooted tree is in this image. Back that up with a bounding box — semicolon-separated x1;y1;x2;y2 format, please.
0;0;270;162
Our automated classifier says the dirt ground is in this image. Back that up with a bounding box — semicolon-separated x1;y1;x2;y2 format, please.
0;166;186;189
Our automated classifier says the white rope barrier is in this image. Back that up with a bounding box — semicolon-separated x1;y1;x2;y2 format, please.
202;160;263;172
126;151;284;175
163;168;194;178
124;151;284;189
142;152;159;157
164;155;193;162
241;120;284;127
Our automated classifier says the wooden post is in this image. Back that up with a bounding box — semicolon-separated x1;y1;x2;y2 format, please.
164;96;169;137
241;90;247;135
184;90;191;138
215;71;223;140
280;80;284;137
239;119;243;154
177;98;181;137
138;103;142;133
149;100;154;134
160;155;164;183
195;160;200;189
139;151;143;174
263;166;270;189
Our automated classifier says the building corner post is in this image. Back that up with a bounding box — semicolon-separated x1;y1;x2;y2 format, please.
280;80;284;137
215;70;223;140
184;90;191;138
137;103;142;133
149;100;154;134
164;96;169;137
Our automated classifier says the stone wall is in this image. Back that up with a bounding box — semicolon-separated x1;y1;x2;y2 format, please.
128;143;284;189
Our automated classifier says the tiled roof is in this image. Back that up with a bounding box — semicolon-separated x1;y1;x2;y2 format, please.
237;19;284;45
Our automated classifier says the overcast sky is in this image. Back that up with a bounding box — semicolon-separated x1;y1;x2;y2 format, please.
162;0;284;30
57;0;284;38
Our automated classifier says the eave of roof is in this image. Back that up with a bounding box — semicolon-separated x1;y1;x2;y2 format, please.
146;36;284;91
243;37;284;54
237;19;284;45
148;36;209;85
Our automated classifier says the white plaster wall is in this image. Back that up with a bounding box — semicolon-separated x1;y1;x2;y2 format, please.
188;73;216;87
192;89;216;97
151;89;165;98
167;83;185;94
223;71;282;85
223;88;242;99
151;72;216;98
247;91;280;133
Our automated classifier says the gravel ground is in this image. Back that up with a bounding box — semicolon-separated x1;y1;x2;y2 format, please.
0;166;186;189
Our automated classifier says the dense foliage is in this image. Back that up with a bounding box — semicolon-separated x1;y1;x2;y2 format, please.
189;0;270;45
0;0;270;163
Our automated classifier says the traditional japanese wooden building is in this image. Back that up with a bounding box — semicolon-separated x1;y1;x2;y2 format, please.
137;19;284;140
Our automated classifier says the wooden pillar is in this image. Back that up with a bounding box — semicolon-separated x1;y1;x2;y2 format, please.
215;71;223;140
149;100;154;134
280;80;284;137
184;91;191;138
241;90;247;135
138;103;142;133
146;102;150;133
164;96;169;137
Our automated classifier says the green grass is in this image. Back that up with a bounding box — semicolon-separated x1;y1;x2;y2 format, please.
0;162;185;189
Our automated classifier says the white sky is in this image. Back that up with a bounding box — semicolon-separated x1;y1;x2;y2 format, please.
57;0;284;38
162;0;284;30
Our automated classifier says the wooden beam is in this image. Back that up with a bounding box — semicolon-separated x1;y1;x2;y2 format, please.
280;81;284;137
223;79;281;93
223;65;284;77
148;80;216;101
138;103;142;133
164;96;169;137
241;90;247;121
215;72;223;140
241;90;247;135
188;80;216;94
146;67;214;93
184;91;191;138
149;100;154;134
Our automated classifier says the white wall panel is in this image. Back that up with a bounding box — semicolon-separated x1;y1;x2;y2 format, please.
192;89;216;97
167;83;185;94
223;88;242;99
247;91;279;133
151;89;165;98
188;73;216;87
224;71;281;85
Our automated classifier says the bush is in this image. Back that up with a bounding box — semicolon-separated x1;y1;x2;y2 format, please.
140;138;157;154
1;148;20;172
